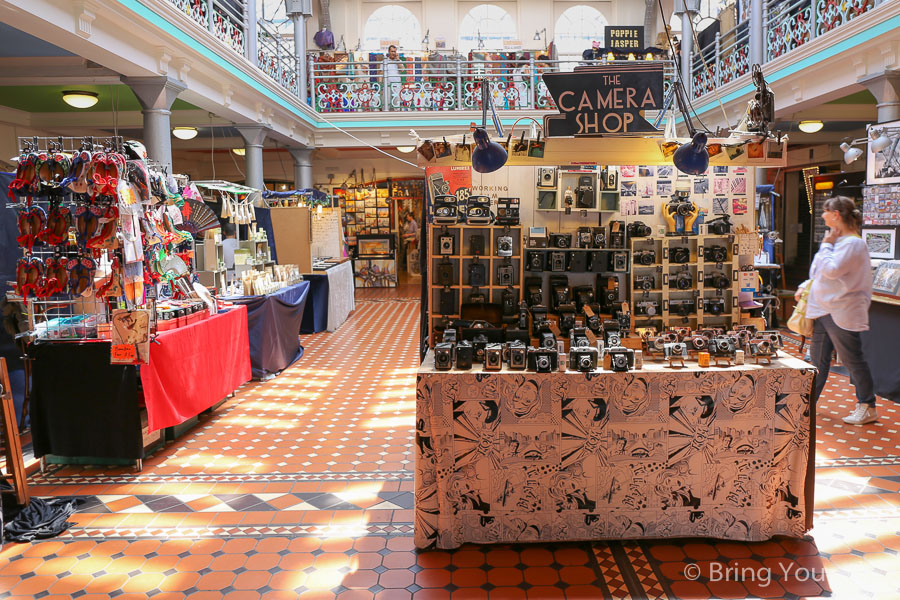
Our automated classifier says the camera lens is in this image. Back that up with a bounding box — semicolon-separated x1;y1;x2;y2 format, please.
608;334;620;346
537;356;549;369
677;202;692;216
673;343;684;354
580;356;592;370
640;253;653;265
613;355;627;368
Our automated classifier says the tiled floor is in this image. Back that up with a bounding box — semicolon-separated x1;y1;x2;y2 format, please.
2;285;899;599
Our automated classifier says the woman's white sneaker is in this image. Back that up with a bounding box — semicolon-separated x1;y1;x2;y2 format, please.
843;404;877;425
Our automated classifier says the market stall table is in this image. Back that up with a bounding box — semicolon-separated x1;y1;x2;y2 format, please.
222;281;310;379
29;306;251;462
300;259;355;333
415;352;816;549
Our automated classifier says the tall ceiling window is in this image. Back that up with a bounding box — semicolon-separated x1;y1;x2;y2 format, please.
363;5;422;51
459;4;517;52
555;5;609;58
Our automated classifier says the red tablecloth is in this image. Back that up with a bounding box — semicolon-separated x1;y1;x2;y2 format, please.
141;305;251;432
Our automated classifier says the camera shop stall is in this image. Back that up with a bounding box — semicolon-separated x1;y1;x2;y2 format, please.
412;65;815;547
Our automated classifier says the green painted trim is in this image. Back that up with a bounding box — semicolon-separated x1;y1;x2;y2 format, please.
684;12;900;121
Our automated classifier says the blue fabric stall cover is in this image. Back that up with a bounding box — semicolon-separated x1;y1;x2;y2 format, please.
224;281;309;378
253;207;277;263
300;273;329;334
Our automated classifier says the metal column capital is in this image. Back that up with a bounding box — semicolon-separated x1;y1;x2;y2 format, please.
287;146;313;166
236;124;271;148
858;70;900;123
121;76;187;111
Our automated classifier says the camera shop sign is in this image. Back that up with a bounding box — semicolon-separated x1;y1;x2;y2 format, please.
542;64;663;137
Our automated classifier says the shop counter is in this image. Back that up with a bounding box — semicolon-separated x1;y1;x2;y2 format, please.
29;306;251;461
222;281;310;379
301;260;355;333
415;353;816;550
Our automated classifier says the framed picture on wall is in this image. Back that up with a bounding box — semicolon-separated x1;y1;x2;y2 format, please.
862;225;900;259
867;120;900;185
872;260;900;296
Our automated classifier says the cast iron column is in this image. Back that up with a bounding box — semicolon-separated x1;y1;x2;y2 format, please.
288;147;313;190
236;125;270;190
121;76;187;172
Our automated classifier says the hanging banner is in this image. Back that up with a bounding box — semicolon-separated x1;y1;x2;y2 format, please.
542;63;664;137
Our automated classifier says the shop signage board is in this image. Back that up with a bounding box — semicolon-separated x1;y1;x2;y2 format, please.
542;63;664;137
605;26;644;50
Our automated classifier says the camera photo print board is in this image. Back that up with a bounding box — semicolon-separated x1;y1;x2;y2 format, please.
425;165;473;220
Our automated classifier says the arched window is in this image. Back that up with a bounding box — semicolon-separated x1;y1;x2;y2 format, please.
554;5;609;58
459;4;517;52
363;5;422;51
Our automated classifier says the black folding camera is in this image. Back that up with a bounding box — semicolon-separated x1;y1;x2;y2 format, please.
575;175;595;209
496;235;513;257
747;338;777;359
508;343;527;370
550;251;567;272
501;287;517;315
592;227;607;249
527;250;545;272
572;286;594;312
635;300;659;316
526;278;544;307
589;251;608;272
455;341;474;370
484;343;503;371
627;221;652;238
612;252;628;272
433;195;459;224
603;319;621;348
517;301;529;330
608;221;625;248
439;288;455;315
569;327;592;350
528;347;558;373
670;246;690;264
550;278;570;312
497;263;514;286
437;261;454;286
584;308;602;334
469;234;485;256
434;342;454;371
466;195;492;224
703;298;726;315
706;214;732;235
539;331;557;350
670;298;696;317
705;271;731;289
468;261;486;286
550;233;572;249
671;270;693;290
606;346;635;372
575;227;593;249
636;275;655;291
496;197;520;225
443;328;457;344
569;346;599;372
558;304;576;335
532;305;550;336
634;250;656;266
703;245;728;263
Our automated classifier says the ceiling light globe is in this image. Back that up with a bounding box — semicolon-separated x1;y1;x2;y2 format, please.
172;127;198;140
798;120;823;134
62;91;99;109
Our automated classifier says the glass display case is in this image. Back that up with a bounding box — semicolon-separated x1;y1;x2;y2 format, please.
353;234;398;287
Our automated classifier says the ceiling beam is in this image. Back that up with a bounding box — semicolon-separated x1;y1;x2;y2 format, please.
0;56;121;85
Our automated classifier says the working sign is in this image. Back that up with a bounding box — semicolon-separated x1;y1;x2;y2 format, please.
542;63;664;137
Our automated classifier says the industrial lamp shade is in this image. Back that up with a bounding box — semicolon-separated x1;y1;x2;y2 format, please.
673;132;709;175
471;127;507;173
840;142;863;164
870;128;892;153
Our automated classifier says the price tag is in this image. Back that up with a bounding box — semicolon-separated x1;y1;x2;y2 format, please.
111;344;137;363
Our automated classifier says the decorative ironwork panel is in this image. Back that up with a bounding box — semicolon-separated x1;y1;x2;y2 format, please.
212;7;245;54
720;45;750;86
535;78;556;110
462;79;531;110
693;65;717;99
766;4;812;61
168;0;208;28
315;82;384;112
391;82;457;111
815;0;874;36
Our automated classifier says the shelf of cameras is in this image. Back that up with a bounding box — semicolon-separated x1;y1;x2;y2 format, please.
535;166;620;212
431;325;787;373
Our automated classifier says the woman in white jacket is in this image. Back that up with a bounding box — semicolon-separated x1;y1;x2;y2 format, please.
797;196;877;425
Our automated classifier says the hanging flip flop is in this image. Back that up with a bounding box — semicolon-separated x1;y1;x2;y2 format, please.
63;150;92;194
8;153;38;200
17;205;46;252
67;256;96;296
40;202;72;247
16;256;43;299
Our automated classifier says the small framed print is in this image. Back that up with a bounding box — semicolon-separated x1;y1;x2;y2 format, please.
862;225;900;259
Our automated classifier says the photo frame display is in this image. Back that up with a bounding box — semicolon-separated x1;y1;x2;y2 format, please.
862;225;900;259
867;120;900;185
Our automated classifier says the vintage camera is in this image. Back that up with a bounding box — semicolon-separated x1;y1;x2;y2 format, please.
468;289;486;304
550;251;567;272
636;274;655;291
558;304;576;335
443;328;457;344
592;227;607;249
575;175;595;208
438;234;454;255
703;245;728;263
455;341;474;370
703;298;726;316
569;327;592;349
429;173;451;196
606;346;635;372
526;250;545;271
608;221;625;248
706;214;732;235
439;288;455;315
705;271;731;289
603;319;621;347
747;338;777;358
497;263;514;286
508;343;527;370
434;342;454;371
484;343;503;371
589;251;608;272
649;332;679;351
669;199;695;217
671;270;694;290
531;305;550;336
432;195;459;224
584;307;602;334
526;279;544;307
469;234;485;256
627;221;652;238
732;328;752;348
663;341;688;360
689;333;709;351
757;331;784;348
635;300;659;316
528;347;558;373
707;336;738;356
466;195;492;224
670;246;691;264
497;235;514;257
501;287;517;315
598;276;619;308
537;167;557;188
468;261;486;286
600;165;618;190
572;286;595;312
437;261;454;286
612;252;628;272
551;279;570;311
670;298;696;317
472;333;489;363
567;252;588;272
496;197;520;225
517;301;529;330
537;190;557;210
550;233;572;249
570;346;599;372
634;249;656;266
539;331;557;350
576;227;594;249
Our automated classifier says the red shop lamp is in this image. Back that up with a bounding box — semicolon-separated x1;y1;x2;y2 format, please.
471;80;508;174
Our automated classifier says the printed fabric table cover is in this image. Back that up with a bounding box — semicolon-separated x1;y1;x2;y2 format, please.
415;353;816;549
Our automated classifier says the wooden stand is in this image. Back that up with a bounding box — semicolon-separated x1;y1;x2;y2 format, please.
0;358;29;507
666;356;686;368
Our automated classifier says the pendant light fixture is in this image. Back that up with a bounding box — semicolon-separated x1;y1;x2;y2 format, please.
798;120;823;133
62;90;99;109
470;80;507;174
670;81;709;175
172;127;198;140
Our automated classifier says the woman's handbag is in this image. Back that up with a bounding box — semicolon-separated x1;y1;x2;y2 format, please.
788;281;814;337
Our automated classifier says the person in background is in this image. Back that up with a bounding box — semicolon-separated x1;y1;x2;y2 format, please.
797;196;877;425
402;212;418;271
221;222;239;281
385;45;402;107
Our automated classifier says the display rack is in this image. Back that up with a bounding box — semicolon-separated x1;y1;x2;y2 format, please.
629;234;740;330
427;224;523;346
